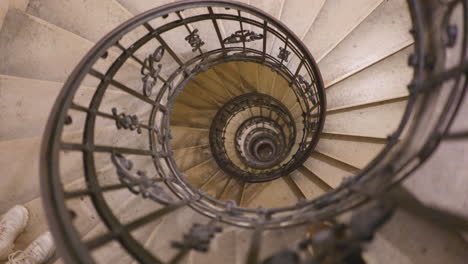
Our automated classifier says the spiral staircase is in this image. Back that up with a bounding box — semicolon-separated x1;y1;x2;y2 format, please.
0;0;468;263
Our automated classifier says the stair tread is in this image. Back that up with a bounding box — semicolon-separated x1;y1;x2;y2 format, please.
173;145;212;172
235;61;259;93
201;171;231;199
184;158;219;188
88;197;164;264
243;178;300;208
218;178;243;204
319;0;413;87
26;0;133;43
0;9;140;87
143;207;208;263
115;0;173;16
326;46;412;110
0;74;154;142
316;136;385;169
289;166;331;199
304;0;383;62
213;61;250;96
0;123;158;212
249;0;283;20
303;152;359;188
324;99;407;139
170;105;217;129
278;0;325;40
170;126;210;150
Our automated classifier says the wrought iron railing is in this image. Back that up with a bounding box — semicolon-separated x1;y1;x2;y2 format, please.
40;0;468;263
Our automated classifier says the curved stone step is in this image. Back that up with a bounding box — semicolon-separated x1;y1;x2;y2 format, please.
316;135;386;170
323;99;407;139
235;61;259;93
0;74;150;142
170;126;209;150
170;105;217;128
288;166;331;199
0;9;141;87
176;81;225;110
173;144;212;172
141;207;208;263
250;0;284;20
368;208;468;264
11;167;137;261
303;0;383;62
243;178;300;208
213;61;251;96
87;197;164;264
0;124;154;213
303;152;360;188
184;158;219;188
26;0;132;43
326;45;412;110
190;68;236;103
115;0;173;16
200;170;231;199
319;0;413;87
278;0;325;40
218;178;244;204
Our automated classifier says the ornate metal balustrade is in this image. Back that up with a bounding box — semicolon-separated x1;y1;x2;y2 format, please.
40;0;468;263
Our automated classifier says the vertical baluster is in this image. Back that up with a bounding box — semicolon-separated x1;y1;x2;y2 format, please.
291;60;304;87
246;222;265;264
143;23;184;66
208;7;225;50
262;21;268;61
177;11;205;54
278;38;290;66
238;10;246;50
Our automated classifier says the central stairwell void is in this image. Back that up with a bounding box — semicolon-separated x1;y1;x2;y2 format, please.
38;0;468;263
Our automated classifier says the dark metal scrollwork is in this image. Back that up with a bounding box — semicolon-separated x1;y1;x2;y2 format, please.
185;29;205;52
297;75;317;105
223;30;264;44
141;46;165;97
171;221;222;252
278;47;291;62
112;108;142;134
110;152;175;204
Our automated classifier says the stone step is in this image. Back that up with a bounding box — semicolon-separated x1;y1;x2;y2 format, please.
324;99;407;139
316;135;385;170
289;166;331;199
0;74;143;142
303;152;360;188
0;9;141;87
319;0;413;87
304;0;383;62
243;178;300;208
326;46;412;110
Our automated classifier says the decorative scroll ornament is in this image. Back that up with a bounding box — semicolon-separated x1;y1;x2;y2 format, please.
110;152;174;204
112;108;142;134
223;30;264;44
185;29;205;52
141;46;165;97
297;75;317;105
278;47;291;62
171;221;222;252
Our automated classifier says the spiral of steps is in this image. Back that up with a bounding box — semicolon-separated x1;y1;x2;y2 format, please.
1;0;468;263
